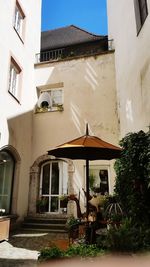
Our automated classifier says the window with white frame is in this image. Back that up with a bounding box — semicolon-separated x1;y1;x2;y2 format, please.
37;89;63;112
0;150;15;214
39;160;68;213
14;1;25;39
8;57;21;101
134;0;148;34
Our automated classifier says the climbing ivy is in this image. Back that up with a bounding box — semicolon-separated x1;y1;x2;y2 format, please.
114;130;150;225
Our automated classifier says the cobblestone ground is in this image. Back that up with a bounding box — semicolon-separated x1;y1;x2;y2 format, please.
1;230;150;267
9;230;69;250
0;230;69;267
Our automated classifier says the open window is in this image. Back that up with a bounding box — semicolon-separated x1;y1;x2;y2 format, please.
36;88;63;112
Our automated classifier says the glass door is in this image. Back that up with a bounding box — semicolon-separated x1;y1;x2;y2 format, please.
40;161;67;213
50;162;59;212
0;151;15;214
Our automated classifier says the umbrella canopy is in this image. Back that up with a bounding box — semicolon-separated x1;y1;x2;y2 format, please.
48;134;121;160
48;125;121;217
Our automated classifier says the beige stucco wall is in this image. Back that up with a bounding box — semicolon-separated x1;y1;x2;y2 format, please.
34;52;120;214
107;0;150;137
0;0;42;219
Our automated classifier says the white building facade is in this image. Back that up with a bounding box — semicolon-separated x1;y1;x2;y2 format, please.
107;0;150;136
23;25;120;218
0;0;41;221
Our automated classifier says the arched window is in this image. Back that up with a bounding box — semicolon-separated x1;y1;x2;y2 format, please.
0;150;15;214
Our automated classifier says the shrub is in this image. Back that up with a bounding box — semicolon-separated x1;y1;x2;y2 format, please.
114;130;150;226
38;246;63;260
38;244;105;261
96;232;107;249
106;218;142;252
65;244;103;258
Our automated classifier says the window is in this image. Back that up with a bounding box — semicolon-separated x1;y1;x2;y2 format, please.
89;166;109;195
36;89;63;112
8;57;21;101
0;151;15;214
134;0;148;34
14;1;25;40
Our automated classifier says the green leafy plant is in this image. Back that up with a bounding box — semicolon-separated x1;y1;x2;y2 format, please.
38;244;105;261
38;246;63;260
65;244;103;258
36;196;48;213
112;130;150;251
59;195;68;208
66;216;80;229
114;130;150;226
66;215;80;240
106;218;142;252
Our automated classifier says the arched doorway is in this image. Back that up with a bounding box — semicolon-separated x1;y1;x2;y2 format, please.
0;146;20;215
0;150;15;214
28;154;74;215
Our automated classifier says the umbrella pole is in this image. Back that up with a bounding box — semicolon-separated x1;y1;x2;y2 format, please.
86;159;89;219
85;159;91;244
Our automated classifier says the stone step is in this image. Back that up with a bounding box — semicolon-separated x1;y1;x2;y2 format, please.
20;227;68;234
22;215;68;233
24;217;67;225
22;222;67;230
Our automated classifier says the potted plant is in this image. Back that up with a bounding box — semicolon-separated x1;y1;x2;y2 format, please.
59;195;68;208
66;216;80;244
36;196;48;213
104;195;123;227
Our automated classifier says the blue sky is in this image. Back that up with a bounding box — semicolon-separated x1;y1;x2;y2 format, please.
41;0;108;35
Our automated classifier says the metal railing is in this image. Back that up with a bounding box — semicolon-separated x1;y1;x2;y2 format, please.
35;39;114;64
35;48;64;63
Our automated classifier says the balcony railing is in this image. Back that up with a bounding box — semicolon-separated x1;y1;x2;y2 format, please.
35;48;64;63
35;40;114;64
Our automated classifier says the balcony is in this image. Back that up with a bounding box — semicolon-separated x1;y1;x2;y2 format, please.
35;48;64;63
35;39;114;64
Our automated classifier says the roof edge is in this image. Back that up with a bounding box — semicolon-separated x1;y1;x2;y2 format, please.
41;24;105;38
41;36;108;51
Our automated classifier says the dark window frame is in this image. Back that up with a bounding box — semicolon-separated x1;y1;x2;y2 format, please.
134;0;148;34
8;56;22;103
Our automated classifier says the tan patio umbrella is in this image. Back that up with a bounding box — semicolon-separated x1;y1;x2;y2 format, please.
48;124;121;217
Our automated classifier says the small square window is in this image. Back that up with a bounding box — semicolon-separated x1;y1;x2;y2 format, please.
14;1;25;40
36;89;63;112
8;57;21;101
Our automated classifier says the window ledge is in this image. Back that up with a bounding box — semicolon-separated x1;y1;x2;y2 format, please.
34;105;64;114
